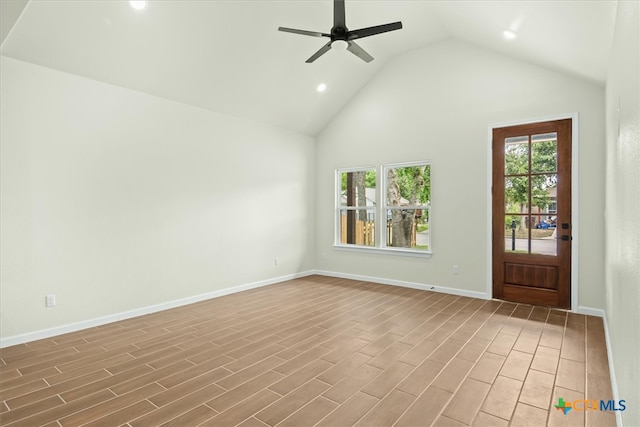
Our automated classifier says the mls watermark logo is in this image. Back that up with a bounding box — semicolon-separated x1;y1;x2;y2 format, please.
554;397;626;415
554;398;573;415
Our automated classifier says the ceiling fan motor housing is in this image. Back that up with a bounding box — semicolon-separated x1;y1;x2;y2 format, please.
331;26;348;41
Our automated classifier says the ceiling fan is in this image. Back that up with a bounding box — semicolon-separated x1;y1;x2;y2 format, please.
278;0;402;63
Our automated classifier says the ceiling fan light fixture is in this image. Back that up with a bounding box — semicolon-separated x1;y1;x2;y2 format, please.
331;40;348;50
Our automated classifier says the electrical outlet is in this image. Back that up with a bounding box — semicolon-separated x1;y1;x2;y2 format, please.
45;294;56;307
453;265;460;275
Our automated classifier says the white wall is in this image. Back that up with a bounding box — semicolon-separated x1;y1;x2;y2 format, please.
605;1;640;425
0;57;315;342
316;39;606;310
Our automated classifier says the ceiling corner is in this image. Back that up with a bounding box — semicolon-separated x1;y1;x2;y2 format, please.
1;0;29;48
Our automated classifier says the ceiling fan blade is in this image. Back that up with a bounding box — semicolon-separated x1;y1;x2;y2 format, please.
334;0;346;28
278;27;330;38
347;40;374;63
306;41;333;63
347;21;403;40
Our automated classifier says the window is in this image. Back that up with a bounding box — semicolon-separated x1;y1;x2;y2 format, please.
336;162;431;255
338;169;376;246
383;163;431;251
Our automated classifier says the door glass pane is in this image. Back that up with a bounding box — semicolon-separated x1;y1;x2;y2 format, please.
531;174;557;216
505;176;528;214
505;136;529;175
530;173;558;256
505;215;527;252
531;228;557;255
531;133;557;173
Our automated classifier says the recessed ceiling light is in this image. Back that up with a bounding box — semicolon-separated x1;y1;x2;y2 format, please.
130;1;147;10
503;30;517;40
317;83;327;93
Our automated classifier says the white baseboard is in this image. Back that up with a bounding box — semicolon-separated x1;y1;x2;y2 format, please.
0;271;314;349
576;306;605;317
0;270;488;348
310;269;490;300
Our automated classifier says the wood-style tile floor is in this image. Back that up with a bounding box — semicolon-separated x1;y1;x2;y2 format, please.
0;275;616;426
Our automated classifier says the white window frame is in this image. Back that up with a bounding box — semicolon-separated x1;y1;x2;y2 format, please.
334;161;432;258
335;167;377;249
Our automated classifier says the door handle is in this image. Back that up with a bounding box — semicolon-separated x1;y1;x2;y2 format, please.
556;235;572;241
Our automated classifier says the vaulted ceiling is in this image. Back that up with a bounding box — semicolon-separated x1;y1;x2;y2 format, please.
1;1;617;136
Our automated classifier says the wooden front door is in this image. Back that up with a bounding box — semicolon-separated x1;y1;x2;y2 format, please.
492;119;572;308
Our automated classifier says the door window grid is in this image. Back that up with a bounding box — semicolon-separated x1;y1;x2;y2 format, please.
504;133;558;256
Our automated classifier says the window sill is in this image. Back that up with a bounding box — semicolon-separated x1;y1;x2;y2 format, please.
333;244;433;258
